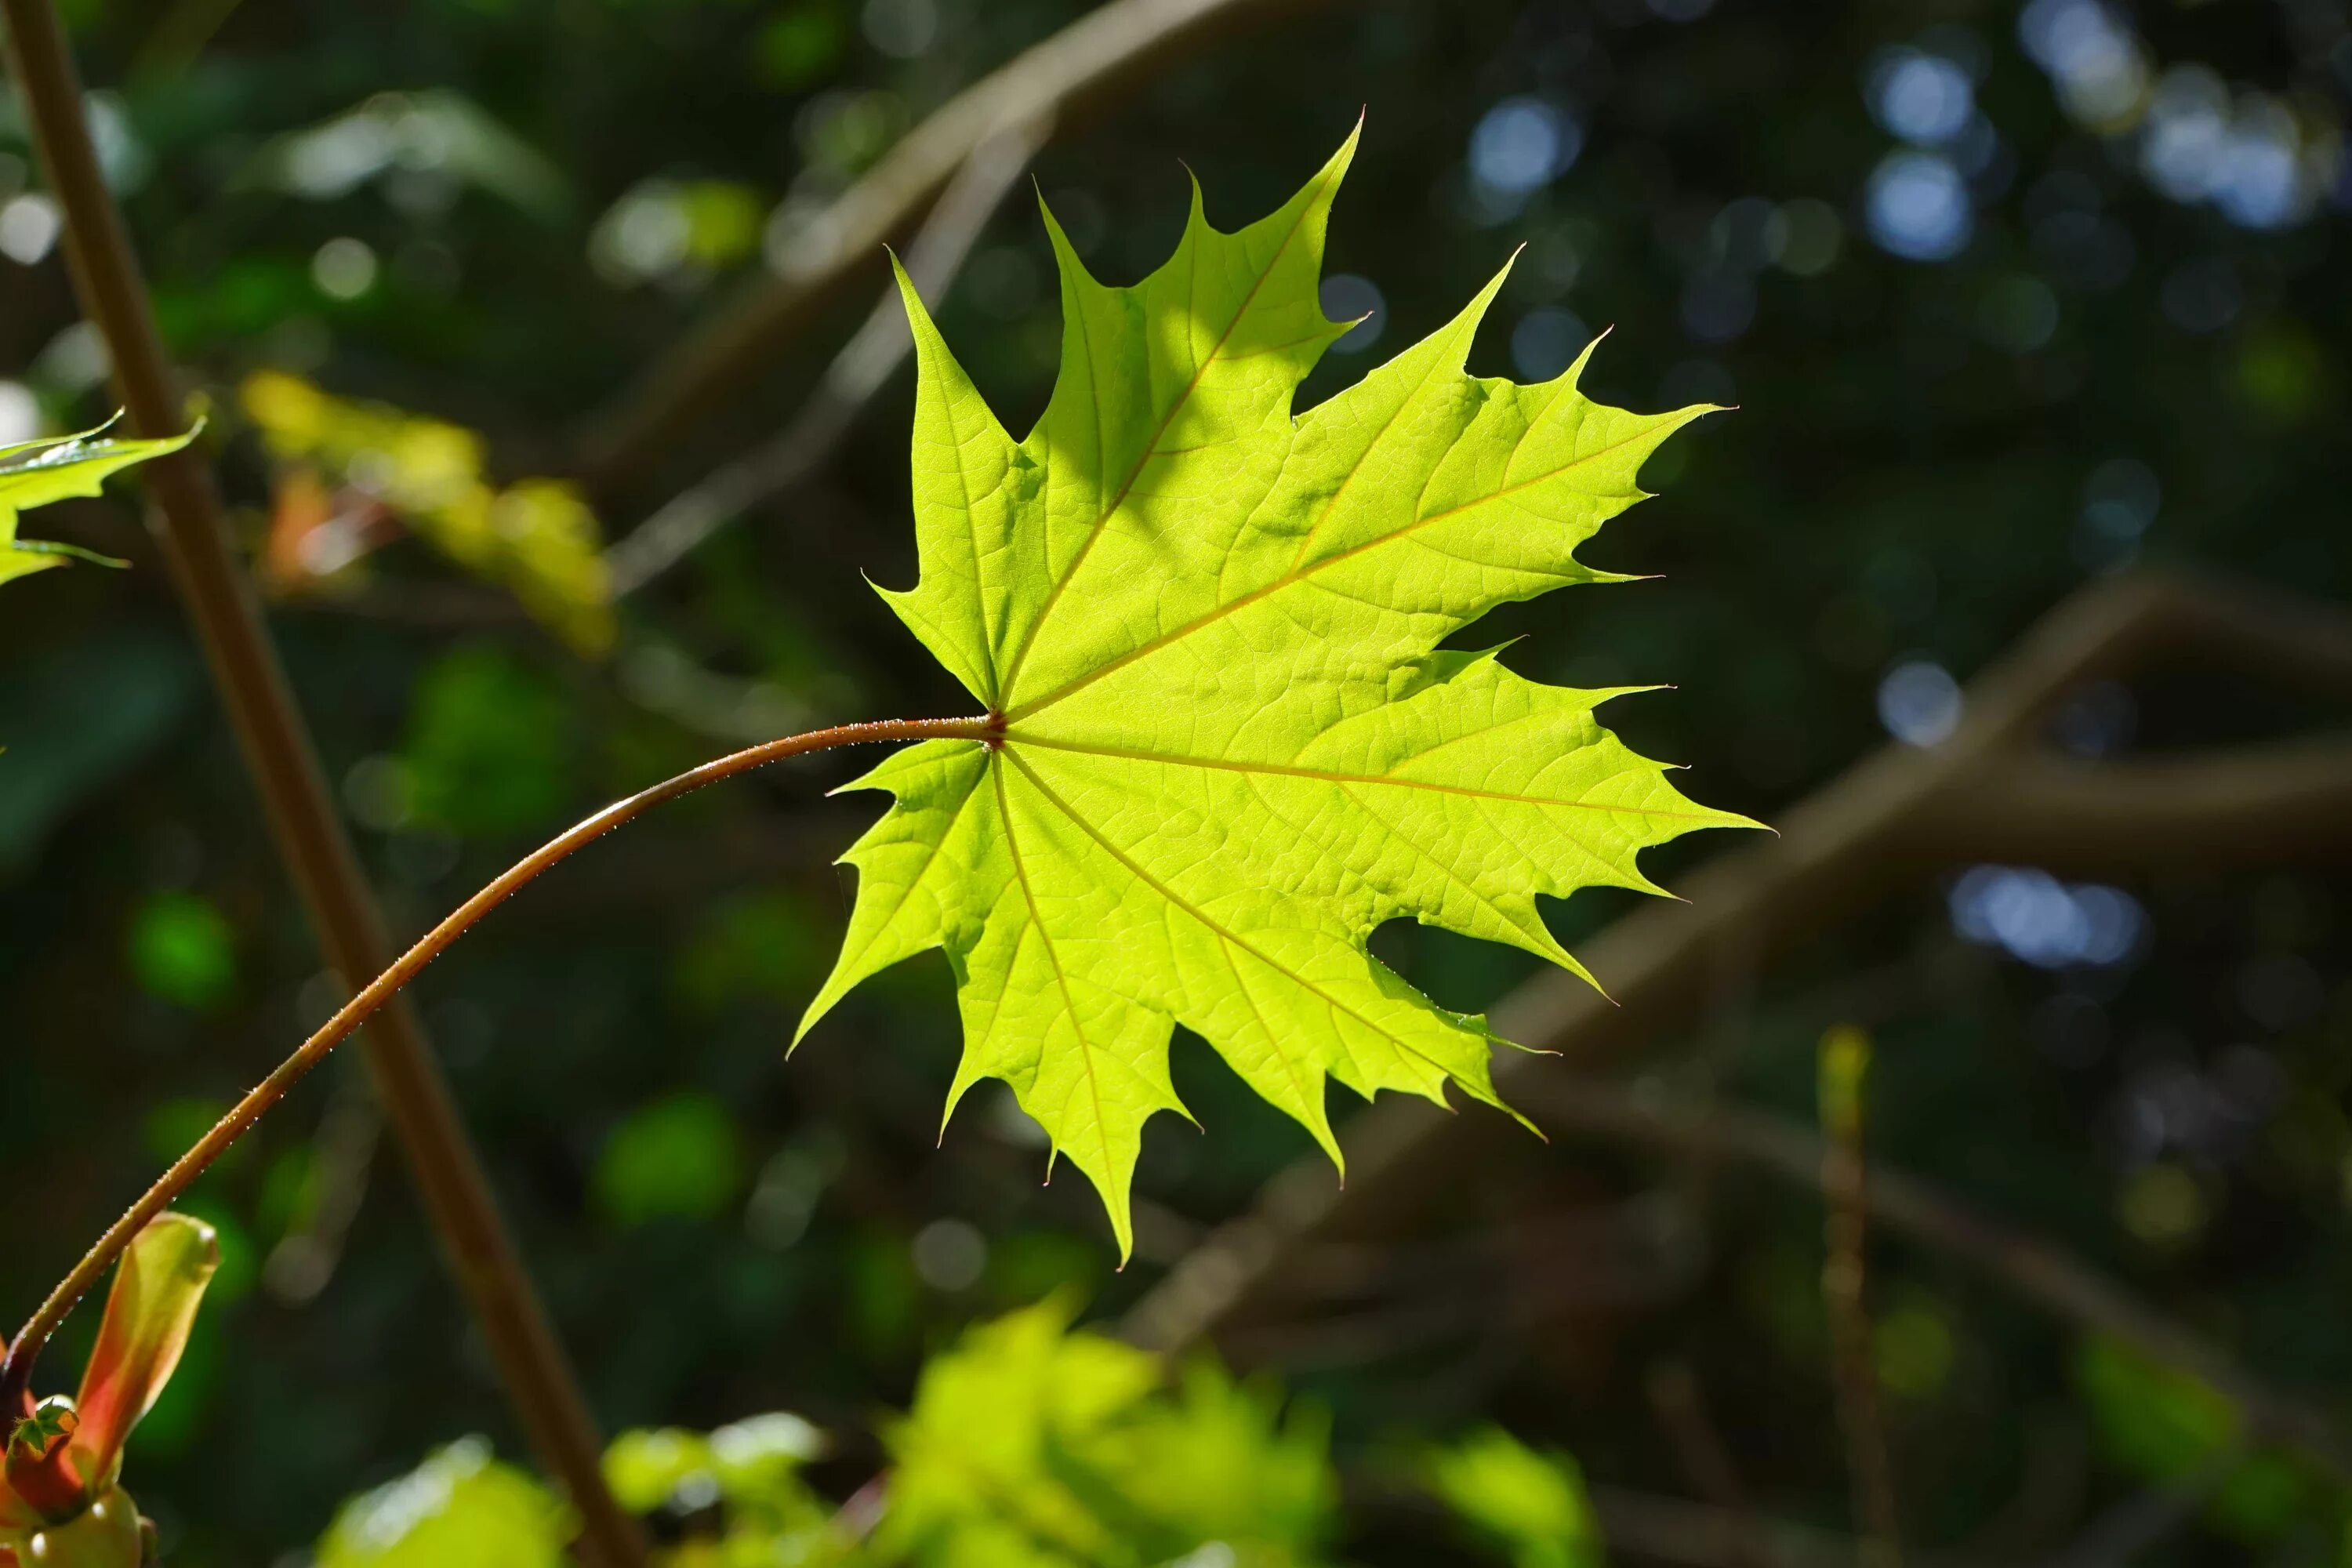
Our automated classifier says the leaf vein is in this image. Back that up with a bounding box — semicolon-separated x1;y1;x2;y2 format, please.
1004;416;1688;721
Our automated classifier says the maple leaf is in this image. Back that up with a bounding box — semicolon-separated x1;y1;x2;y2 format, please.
0;423;195;591
800;124;1758;1254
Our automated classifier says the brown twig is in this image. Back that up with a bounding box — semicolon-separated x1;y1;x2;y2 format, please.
1908;739;2352;872
575;0;1329;492
604;114;1051;596
1120;573;2352;1362
0;2;649;1560
2;716;986;1412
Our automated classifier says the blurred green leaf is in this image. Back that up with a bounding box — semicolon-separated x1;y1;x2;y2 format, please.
1426;1427;1602;1568
401;644;575;836
604;1410;825;1520
672;892;824;1013
125;891;236;1011
243;92;569;220
2075;1336;2321;1542
593;1091;746;1229
241;372;613;652
759;3;847;87
880;1299;1336;1567
314;1439;570;1568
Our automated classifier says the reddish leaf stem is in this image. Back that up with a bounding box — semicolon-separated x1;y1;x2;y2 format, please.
1;715;989;1409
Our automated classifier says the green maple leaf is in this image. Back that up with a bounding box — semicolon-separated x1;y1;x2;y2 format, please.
800;124;1758;1254
0;422;196;590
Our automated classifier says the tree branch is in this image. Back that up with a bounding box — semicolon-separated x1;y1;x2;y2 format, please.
1501;1076;2352;1483
574;0;1328;493
604;114;1050;595
1915;740;2352;873
1121;574;2352;1399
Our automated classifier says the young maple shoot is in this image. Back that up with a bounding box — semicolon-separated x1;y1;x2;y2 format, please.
799;123;1758;1256
2;1214;219;1568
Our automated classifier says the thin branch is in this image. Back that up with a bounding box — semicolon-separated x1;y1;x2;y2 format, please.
2030;1443;2243;1568
605;114;1051;596
1645;1363;1769;1568
0;2;648;1559
575;0;1329;492
1120;574;2352;1363
1504;1075;2352;1483
1818;1029;1901;1568
0;717;986;1415
1913;739;2352;873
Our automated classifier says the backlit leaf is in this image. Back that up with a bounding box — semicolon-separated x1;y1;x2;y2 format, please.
801;124;1756;1254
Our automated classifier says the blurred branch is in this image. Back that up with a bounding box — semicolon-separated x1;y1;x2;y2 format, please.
1818;1029;1902;1568
1216;1193;1705;1370
1454;1073;2352;1484
604;114;1051;596
575;0;1329;492
2029;1443;2245;1568
1646;1363;1768;1568
1588;1485;1998;1568
1124;572;2352;1425
1914;739;2352;871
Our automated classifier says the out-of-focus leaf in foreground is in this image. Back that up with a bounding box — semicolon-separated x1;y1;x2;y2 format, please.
880;1299;1335;1568
313;1439;571;1568
314;1303;1338;1568
1426;1426;1602;1568
240;373;612;654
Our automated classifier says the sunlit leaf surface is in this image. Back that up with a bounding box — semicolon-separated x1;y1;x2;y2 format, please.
802;127;1755;1251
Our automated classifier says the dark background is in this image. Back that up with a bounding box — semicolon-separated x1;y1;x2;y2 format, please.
3;0;2349;1562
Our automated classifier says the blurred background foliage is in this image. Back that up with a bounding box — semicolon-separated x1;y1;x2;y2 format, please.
1;0;2349;1563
